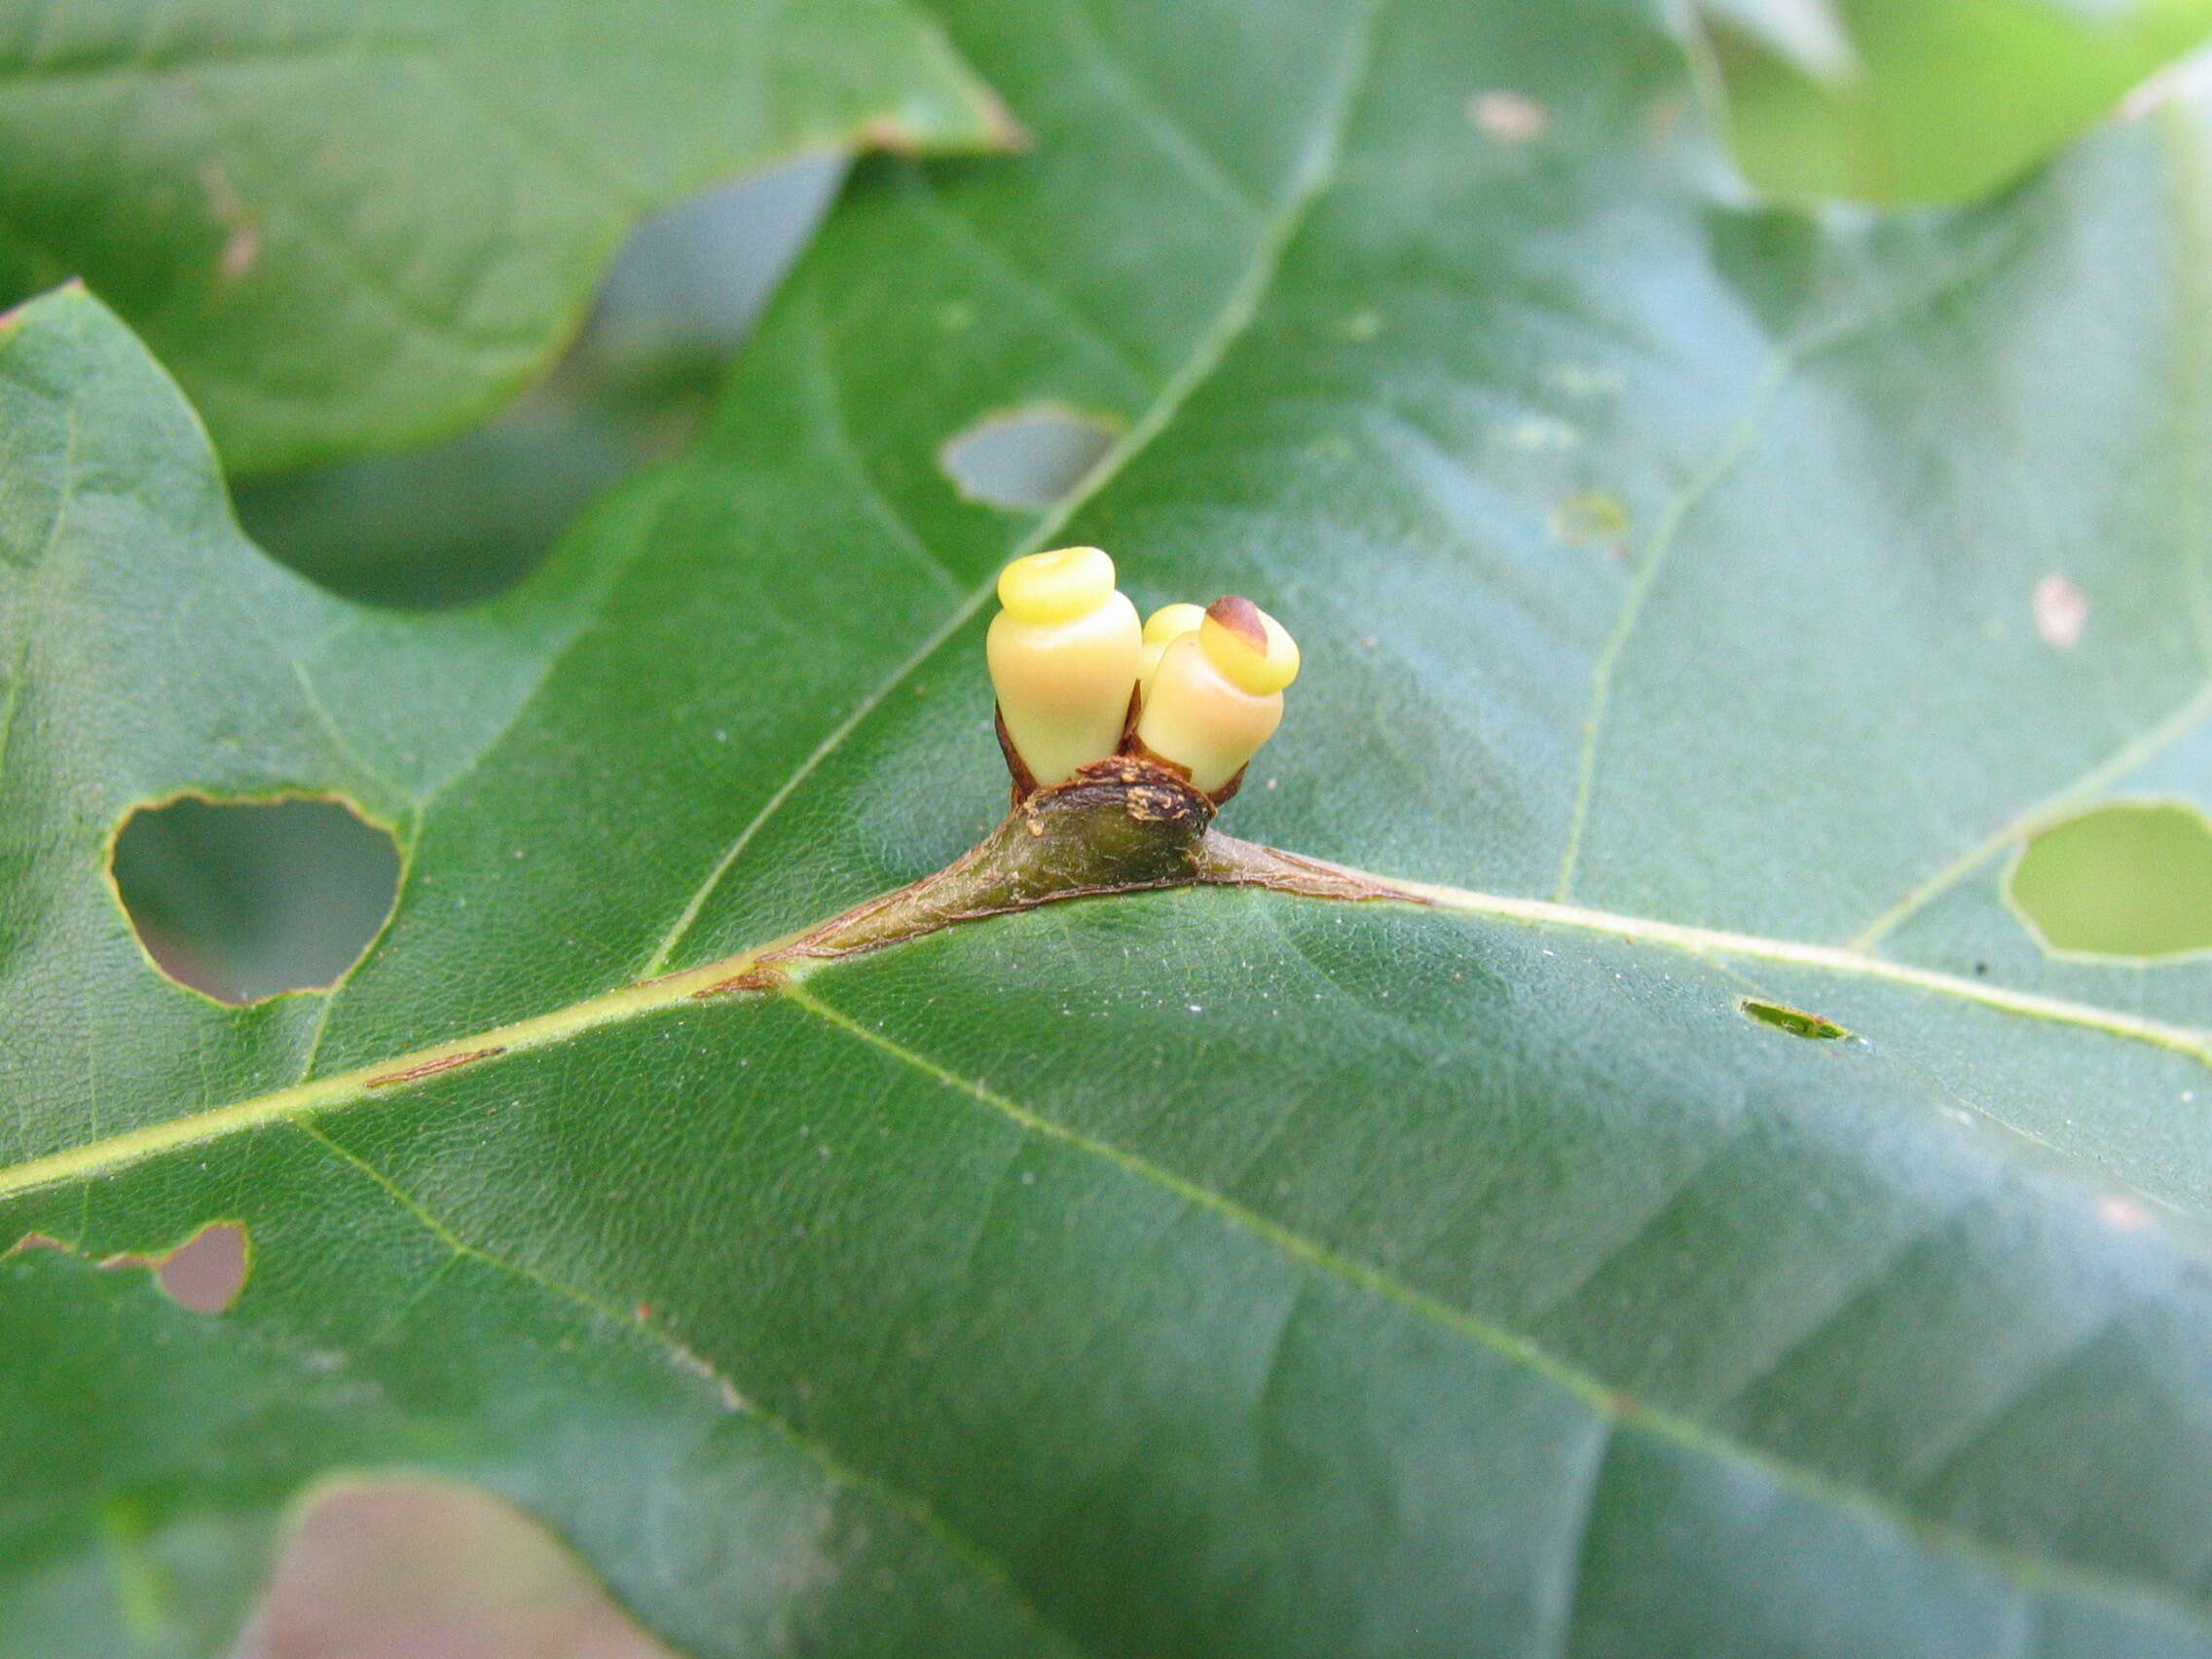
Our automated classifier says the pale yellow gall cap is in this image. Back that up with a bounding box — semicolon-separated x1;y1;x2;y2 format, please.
987;547;1141;787
997;545;1117;623
1135;632;1284;795
1138;602;1206;693
1198;595;1300;695
1143;602;1207;645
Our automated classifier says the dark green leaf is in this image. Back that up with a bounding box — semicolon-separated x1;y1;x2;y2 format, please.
7;0;2212;1651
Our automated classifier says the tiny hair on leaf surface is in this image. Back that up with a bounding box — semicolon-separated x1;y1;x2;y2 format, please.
10;0;2212;1652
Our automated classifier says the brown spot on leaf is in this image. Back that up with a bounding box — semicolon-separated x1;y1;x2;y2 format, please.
365;1047;505;1089
2100;1195;2151;1231
200;164;262;284
1550;490;1631;553
691;963;785;999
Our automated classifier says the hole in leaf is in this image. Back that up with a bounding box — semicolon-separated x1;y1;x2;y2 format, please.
2009;801;2212;959
940;404;1120;509
235;412;645;609
1548;489;1631;551
11;1223;250;1313
1738;997;1852;1040
1467;90;1549;143
235;1477;682;1659
2032;571;2088;649
111;796;400;1004
107;1222;251;1314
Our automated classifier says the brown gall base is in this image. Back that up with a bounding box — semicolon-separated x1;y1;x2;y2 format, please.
692;748;1422;997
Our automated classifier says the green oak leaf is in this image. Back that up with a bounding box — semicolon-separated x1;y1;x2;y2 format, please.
8;0;2212;1652
0;0;1013;474
1703;0;2212;204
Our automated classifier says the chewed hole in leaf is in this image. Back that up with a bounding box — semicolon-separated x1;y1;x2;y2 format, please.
1467;90;1549;142
1738;998;1852;1040
11;1222;250;1313
940;404;1120;509
235;1476;682;1659
113;1221;251;1314
110;796;400;1005
2008;800;2212;960
1548;489;1631;550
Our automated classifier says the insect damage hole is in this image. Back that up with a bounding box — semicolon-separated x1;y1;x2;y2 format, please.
2009;800;2212;959
234;1477;682;1659
110;795;400;1005
111;1221;251;1314
11;1222;251;1313
940;404;1121;510
1738;997;1853;1041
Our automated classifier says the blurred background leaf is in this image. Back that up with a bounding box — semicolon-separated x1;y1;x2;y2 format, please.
234;158;846;608
1699;0;2212;203
0;0;1010;474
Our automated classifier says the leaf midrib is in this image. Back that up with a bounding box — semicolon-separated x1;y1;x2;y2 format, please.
7;875;2204;1202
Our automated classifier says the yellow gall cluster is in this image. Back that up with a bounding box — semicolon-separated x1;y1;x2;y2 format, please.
987;547;1142;788
986;548;1300;797
1139;603;1206;691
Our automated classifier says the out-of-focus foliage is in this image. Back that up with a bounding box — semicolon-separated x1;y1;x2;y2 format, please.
233;160;848;608
0;0;1008;472
1703;0;2212;203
